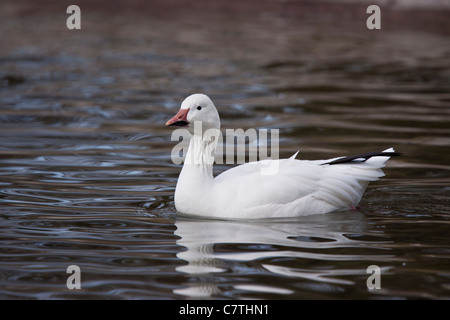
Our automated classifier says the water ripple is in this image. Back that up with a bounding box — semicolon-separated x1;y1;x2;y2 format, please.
1;0;449;299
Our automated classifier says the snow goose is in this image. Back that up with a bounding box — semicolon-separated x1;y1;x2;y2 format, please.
166;93;400;219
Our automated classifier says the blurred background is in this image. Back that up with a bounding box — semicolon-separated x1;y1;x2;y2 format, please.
0;0;449;299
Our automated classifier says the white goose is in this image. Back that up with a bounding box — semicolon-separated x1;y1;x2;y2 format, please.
166;93;400;219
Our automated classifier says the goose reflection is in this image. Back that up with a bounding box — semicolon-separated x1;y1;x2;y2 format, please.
173;212;394;298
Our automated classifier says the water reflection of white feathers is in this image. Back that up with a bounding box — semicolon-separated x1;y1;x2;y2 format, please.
173;213;394;298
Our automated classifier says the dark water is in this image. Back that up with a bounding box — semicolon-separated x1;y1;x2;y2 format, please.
1;1;449;299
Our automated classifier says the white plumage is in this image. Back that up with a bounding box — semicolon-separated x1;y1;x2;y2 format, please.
166;93;398;219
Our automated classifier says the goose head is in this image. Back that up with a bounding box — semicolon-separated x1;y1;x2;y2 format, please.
166;94;221;134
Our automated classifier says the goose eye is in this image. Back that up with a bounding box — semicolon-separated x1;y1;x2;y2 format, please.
196;106;202;110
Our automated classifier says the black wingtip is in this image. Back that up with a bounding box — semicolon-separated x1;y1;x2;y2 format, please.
321;151;402;166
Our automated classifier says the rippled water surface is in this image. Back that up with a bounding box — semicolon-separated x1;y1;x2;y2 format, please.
1;0;449;299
